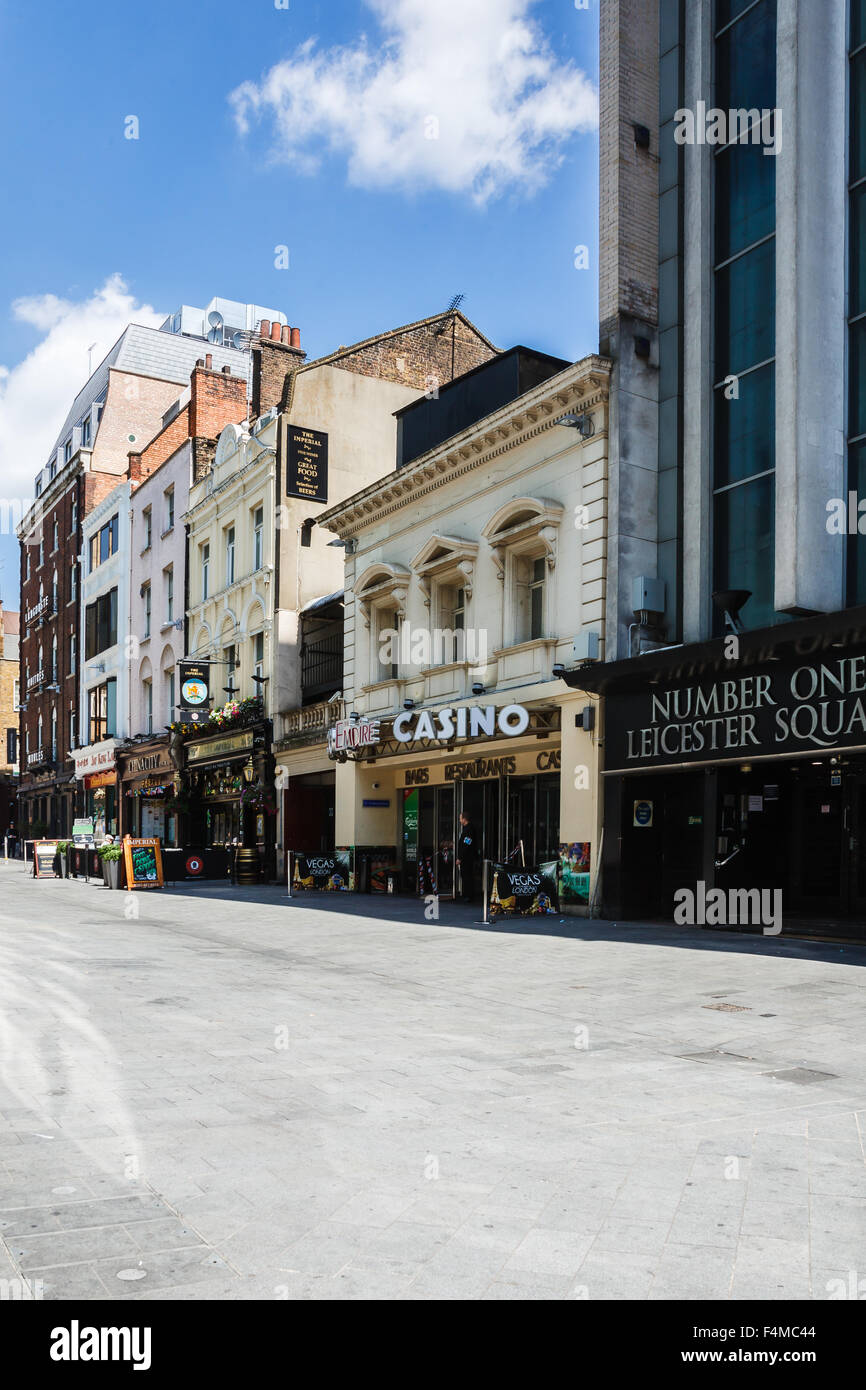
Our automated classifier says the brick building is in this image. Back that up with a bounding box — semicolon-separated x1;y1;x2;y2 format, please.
0;602;20;841
16;298;284;840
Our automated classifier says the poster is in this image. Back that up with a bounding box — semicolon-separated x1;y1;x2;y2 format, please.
292;849;352;891
123;837;164;889
488;861;558;918
559;842;590;905
33;841;59;877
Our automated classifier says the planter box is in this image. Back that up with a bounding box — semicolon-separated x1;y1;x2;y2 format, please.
102;859;121;889
59;854;68;879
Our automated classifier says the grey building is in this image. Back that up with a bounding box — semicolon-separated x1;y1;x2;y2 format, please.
568;0;866;936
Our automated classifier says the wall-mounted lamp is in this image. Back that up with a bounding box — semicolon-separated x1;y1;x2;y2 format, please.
556;412;594;439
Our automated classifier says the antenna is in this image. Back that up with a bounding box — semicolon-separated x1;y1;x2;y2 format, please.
435;294;464;334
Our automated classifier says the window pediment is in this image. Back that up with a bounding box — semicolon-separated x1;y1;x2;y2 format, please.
482;497;564;579
411;534;479;605
354;562;410;627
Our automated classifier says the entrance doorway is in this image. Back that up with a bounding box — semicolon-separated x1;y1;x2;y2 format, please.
418;784;455;895
283;773;336;854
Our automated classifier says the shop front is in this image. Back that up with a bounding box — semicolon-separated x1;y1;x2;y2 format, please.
329;699;598;907
72;739;123;841
183;721;276;881
118;741;179;844
575;606;866;939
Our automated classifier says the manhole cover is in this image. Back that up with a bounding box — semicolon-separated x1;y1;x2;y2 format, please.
117;1268;147;1282
703;1002;752;1012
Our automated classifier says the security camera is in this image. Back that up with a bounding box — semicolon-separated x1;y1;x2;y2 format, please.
403;698;415;711
552;663;566;678
471;681;484;696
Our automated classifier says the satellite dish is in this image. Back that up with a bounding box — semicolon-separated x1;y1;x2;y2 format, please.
232;330;245;350
207;310;224;328
207;327;223;344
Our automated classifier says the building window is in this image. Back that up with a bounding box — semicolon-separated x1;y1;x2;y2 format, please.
201;542;210;600
37;714;43;753
142;507;152;550
164;488;175;533
81;416;91;448
712;0;777;629
51;708;57;760
850;4;866;599
89;515;119;570
25;550;30;581
225;526;235;585
64;440;72;463
166;669;175;721
224;643;238;697
6;727;17;765
437;583;466;663
69;633;76;675
70;563;77;603
69;708;76;749
52;569;58;610
51;637;58;683
165;567;174;623
39;538;44;567
52;519;59;552
143;583;151;638
84;588;118;659
253;506;264;571
71;499;78;534
144;680;153;736
253;631;264;682
88;679;116;743
13;679;19;710
515;555;546;643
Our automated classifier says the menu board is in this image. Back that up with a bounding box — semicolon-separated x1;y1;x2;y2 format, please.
33;841;59;878
286;425;328;503
122;837;164;890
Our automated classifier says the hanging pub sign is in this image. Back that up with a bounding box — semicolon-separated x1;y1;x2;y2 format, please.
178;660;211;725
123;837;164;889
487;861;558;919
286;425;328;504
292;850;352;891
33;841;59;878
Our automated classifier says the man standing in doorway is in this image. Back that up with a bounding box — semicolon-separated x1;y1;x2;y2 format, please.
456;812;478;903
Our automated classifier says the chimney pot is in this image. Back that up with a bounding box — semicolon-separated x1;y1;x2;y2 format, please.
205;353;213;370
281;324;290;345
196;358;205;368
260;320;271;340
222;364;231;374
270;321;281;341
290;327;301;349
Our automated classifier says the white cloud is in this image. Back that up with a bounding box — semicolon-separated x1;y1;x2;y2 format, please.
0;275;162;503
229;0;597;204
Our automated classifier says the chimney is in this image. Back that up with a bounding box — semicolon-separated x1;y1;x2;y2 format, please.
250;320;306;418
205;353;213;370
189;361;248;441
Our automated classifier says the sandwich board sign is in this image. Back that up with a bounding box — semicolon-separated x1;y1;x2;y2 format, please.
123;837;164;890
33;841;59;877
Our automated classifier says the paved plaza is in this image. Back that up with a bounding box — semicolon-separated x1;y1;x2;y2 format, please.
0;859;864;1301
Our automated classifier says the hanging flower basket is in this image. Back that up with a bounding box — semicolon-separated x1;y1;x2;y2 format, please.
169;696;263;738
240;782;277;816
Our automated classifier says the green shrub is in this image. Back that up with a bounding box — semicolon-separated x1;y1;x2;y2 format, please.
98;844;123;862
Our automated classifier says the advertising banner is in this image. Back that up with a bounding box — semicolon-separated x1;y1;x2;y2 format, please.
559;843;590;905
487;861;558;918
292;849;353;891
286;425;328;503
178;661;211;725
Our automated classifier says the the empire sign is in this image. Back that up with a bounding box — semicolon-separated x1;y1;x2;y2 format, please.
606;655;866;771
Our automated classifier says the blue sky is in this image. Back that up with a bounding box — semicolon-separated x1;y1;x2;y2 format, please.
0;0;599;607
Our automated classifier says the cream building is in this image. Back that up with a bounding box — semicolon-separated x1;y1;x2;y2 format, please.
317;351;612;911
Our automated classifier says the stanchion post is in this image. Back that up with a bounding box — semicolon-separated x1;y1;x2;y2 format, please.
287;849;293;898
482;859;489;925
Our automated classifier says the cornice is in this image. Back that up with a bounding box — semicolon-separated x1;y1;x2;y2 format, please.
319;357;611;537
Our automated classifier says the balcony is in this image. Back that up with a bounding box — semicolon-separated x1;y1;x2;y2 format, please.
278;698;345;746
